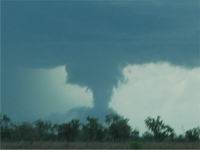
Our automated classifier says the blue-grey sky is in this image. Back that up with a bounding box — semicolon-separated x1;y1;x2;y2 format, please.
1;0;200;131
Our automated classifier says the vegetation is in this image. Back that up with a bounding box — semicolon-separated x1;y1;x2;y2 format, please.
144;116;175;141
185;127;200;142
106;114;131;141
57;119;80;141
81;117;105;141
0;113;200;147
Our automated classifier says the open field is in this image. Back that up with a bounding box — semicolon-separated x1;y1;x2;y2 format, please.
1;141;200;149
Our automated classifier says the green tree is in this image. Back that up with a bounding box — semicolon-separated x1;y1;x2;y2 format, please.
0;114;11;127
14;122;37;141
57;119;80;141
145;116;175;141
82;116;105;141
0;114;15;141
142;131;154;141
106;114;131;141
34;120;54;140
131;129;140;140
185;127;200;141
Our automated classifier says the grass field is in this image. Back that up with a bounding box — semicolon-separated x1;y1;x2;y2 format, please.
1;141;200;149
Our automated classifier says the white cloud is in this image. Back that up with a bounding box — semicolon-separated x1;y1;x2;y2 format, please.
35;66;93;107
18;66;93;120
110;62;200;134
14;63;200;134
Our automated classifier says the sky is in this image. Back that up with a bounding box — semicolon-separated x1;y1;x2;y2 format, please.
1;0;200;133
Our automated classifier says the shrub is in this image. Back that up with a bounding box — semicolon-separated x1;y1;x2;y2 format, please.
185;127;200;141
145;116;175;141
130;141;143;149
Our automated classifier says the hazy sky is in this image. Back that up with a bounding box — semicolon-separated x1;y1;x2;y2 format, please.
1;0;200;133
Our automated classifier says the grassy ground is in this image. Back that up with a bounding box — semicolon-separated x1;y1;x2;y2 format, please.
1;141;200;149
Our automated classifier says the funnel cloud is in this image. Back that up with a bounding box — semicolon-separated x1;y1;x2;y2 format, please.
2;0;200;121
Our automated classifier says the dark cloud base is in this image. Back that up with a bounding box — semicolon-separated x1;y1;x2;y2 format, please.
2;0;200;121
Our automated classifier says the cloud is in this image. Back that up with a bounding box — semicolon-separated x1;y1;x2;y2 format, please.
2;66;93;121
111;62;200;133
2;0;200;120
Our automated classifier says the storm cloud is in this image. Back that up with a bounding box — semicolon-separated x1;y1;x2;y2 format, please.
2;0;200;120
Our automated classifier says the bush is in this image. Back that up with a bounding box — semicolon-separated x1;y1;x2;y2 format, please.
130;141;143;149
57;119;80;141
106;114;132;141
145;116;175;141
82;117;105;141
185;127;200;142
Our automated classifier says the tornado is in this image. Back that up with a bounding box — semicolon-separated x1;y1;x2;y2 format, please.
2;0;200;121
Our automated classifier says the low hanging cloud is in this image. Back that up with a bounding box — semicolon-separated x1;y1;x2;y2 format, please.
2;0;200;121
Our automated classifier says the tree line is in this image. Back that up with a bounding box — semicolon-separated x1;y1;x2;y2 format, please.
1;113;200;142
